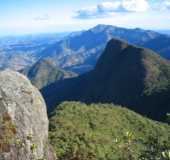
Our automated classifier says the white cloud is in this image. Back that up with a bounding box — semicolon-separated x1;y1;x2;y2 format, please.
34;14;50;21
122;0;149;12
75;0;150;19
150;0;170;11
162;0;170;10
97;1;127;12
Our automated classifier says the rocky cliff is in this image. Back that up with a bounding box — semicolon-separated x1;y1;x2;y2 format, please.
0;70;55;160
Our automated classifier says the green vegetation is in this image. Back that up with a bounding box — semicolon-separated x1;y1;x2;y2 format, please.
167;113;170;123
21;59;76;89
0;114;44;160
0;112;16;153
49;102;170;160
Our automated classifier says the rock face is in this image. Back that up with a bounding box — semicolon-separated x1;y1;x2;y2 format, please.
0;70;51;160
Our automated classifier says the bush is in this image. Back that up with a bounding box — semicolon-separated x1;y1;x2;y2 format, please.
49;102;170;160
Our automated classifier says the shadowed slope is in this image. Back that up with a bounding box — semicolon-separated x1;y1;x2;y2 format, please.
42;39;170;121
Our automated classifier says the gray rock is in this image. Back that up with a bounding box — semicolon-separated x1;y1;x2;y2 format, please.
0;70;53;160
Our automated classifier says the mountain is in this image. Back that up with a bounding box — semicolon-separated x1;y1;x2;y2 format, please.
21;59;77;89
0;33;68;71
42;39;170;121
49;102;170;160
157;30;170;35
40;24;170;74
143;35;170;59
0;70;55;160
1;25;170;74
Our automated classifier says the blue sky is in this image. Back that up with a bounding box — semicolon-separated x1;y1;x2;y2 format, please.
0;0;170;36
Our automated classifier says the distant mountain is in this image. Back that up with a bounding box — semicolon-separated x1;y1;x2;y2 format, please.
143;35;170;59
40;24;170;74
42;39;170;121
21;59;77;89
0;33;69;71
1;25;170;74
157;30;170;35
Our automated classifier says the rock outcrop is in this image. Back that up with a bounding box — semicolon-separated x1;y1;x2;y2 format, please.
0;70;54;160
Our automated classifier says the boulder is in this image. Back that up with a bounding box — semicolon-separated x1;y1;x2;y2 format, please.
0;70;54;160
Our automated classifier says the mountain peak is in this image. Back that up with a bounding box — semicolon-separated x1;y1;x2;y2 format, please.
21;58;77;89
95;38;147;71
105;38;129;50
90;24;117;33
34;58;57;68
42;38;170;121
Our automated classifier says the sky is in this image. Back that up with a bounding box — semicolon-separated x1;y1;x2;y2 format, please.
0;0;170;36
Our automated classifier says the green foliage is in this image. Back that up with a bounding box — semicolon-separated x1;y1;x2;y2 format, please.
166;113;170;123
139;136;170;160
30;143;38;153
162;150;170;160
22;59;77;89
0;115;42;160
0;112;17;153
49;102;170;160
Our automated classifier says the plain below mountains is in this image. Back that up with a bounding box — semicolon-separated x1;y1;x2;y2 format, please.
42;38;170;122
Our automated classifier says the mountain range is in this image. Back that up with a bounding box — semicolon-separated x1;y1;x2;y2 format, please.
0;33;68;70
42;38;170;122
1;25;170;75
1;25;170;160
39;24;170;74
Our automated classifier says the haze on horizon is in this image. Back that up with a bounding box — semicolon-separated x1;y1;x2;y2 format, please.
1;0;170;36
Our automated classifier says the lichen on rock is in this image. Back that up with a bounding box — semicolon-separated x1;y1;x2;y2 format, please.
0;70;54;160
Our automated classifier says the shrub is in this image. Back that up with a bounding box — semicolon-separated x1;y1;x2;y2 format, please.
49;102;170;160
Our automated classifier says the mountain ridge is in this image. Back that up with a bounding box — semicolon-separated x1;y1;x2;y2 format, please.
42;38;170;121
1;24;170;74
21;58;77;89
40;24;170;74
